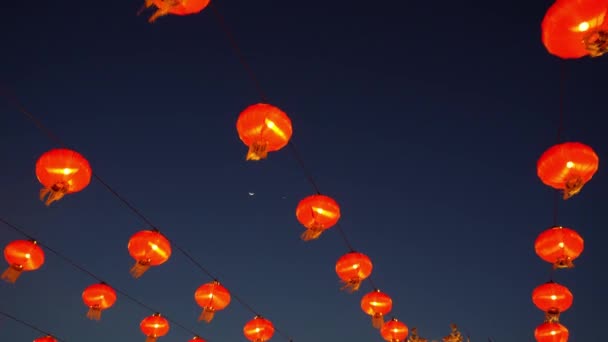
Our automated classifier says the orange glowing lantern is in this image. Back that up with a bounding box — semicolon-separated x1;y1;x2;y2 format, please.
535;226;584;269
1;240;45;283
295;194;341;241
194;280;231;322
335;251;373;292
380;318;409;342
189;337;206;342
537;142;599;199
128;230;172;278
532;281;573;313
236;103;293;161
33;336;57;342
243;316;275;342
361;289;393;329
140;313;170;342
535;322;569;342
542;0;608;59
140;0;210;23
35;148;92;206
82;282;117;320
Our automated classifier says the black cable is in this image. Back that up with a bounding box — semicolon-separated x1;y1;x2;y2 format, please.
0;309;66;342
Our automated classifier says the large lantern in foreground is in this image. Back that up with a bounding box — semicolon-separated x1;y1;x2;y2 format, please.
535;226;584;269
35;148;92;206
236;103;293;161
128;230;172;278
380;318;409;342
243;316;275;342
361;289;393;329
1;240;45;283
82;282;117;320
194;281;231;322
140;0;210;23
535;322;569;342
296;194;341;241
335;251;373;292
140;313;170;342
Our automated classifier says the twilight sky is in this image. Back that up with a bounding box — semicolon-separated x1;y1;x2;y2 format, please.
0;0;605;341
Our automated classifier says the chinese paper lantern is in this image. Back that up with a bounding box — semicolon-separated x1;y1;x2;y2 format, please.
194;280;231;322
82;282;117;320
532;281;573;322
535;322;569;342
296;194;341;241
361;289;393;329
189;337;206;342
236;103;293;161
140;0;210;23
335;251;373;292
128;230;172;278
380;318;409;342
33;336;57;342
541;0;608;59
537;142;599;199
140;313;170;342
243;316;275;342
1;240;45;283
535;226;584;269
35;148;92;206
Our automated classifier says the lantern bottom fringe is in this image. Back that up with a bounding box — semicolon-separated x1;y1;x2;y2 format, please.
545;310;560;323
145;337;157;342
246;141;269;161
340;279;361;293
39;187;66;206
87;307;102;321
1;266;23;283
584;30;608;57
130;262;151;279
372;314;385;329
553;256;574;269
199;309;215;323
301;228;323;241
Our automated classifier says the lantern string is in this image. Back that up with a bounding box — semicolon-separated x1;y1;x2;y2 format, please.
0;217;210;341
0;309;67;342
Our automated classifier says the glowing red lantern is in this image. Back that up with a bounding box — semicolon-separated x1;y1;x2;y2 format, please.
128;230;172;278
532;281;573;320
361;289;393;329
140;0;210;23
189;337;206;342
82;282;117;320
243;316;275;342
140;313;170;342
535;226;584;269
35;148;92;206
542;0;608;59
535;322;569;342
537;142;599;199
295;194;341;241
33;336;57;342
1;240;45;283
335;251;373;292
380;318;409;342
194;280;231;322
236;103;293;161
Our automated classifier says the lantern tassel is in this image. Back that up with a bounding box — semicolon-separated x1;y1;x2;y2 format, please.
301;228;323;241
554;256;574;269
563;175;584;200
130;261;151;279
39;187;66;206
86;306;102;321
584;30;608;57
1;265;23;283
340;279;362;293
199;308;216;323
372;313;384;329
246;141;269;161
145;337;157;342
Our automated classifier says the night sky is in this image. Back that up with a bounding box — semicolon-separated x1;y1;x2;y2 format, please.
0;0;605;341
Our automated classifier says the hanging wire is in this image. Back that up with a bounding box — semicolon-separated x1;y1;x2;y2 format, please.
0;309;67;342
0;217;208;341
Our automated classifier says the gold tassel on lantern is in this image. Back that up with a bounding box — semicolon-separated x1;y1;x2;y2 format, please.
145;336;157;342
199;308;216;323
39;184;67;206
563;175;584;199
1;264;24;283
87;305;102;321
246;141;269;161
340;278;362;293
301;228;323;241
130;260;151;278
372;313;385;329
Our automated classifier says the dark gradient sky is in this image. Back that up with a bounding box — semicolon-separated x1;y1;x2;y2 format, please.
0;0;605;341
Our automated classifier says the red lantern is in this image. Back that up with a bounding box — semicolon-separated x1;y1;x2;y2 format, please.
532;281;573;323
537;142;599;199
535;226;584;269
295;194;341;241
33;336;57;342
535;322;569;342
361;289;393;329
541;0;608;59
380;318;409;342
236;103;293;161
189;337;206;342
140;313;170;342
141;0;210;23
82;282;117;320
335;251;373;292
35;148;92;206
243;316;275;342
1;240;45;283
194;281;231;322
128;230;172;278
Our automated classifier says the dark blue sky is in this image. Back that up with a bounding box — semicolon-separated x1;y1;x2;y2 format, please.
0;0;605;341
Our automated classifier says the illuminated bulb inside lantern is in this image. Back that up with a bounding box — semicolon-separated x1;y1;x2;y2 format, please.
25;253;31;259
153;324;160;328
551;295;557;300
352;264;360;269
255;328;261;333
551;330;557;335
264;118;288;139
150;243;159;251
566;161;574;168
578;22;590;32
558;242;565;248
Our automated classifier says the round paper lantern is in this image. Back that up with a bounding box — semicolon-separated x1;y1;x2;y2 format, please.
243;316;275;342
381;318;409;342
335;251;373;292
535;322;569;342
535;226;584;269
140;313;170;342
361;289;393;329
296;194;341;241
236;103;293;161
189;337;206;342
128;230;172;278
1;240;45;283
194;281;231;322
35;148;92;206
142;0;210;23
542;0;608;59
532;281;573;318
537;142;599;199
82;282;117;320
33;336;57;342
